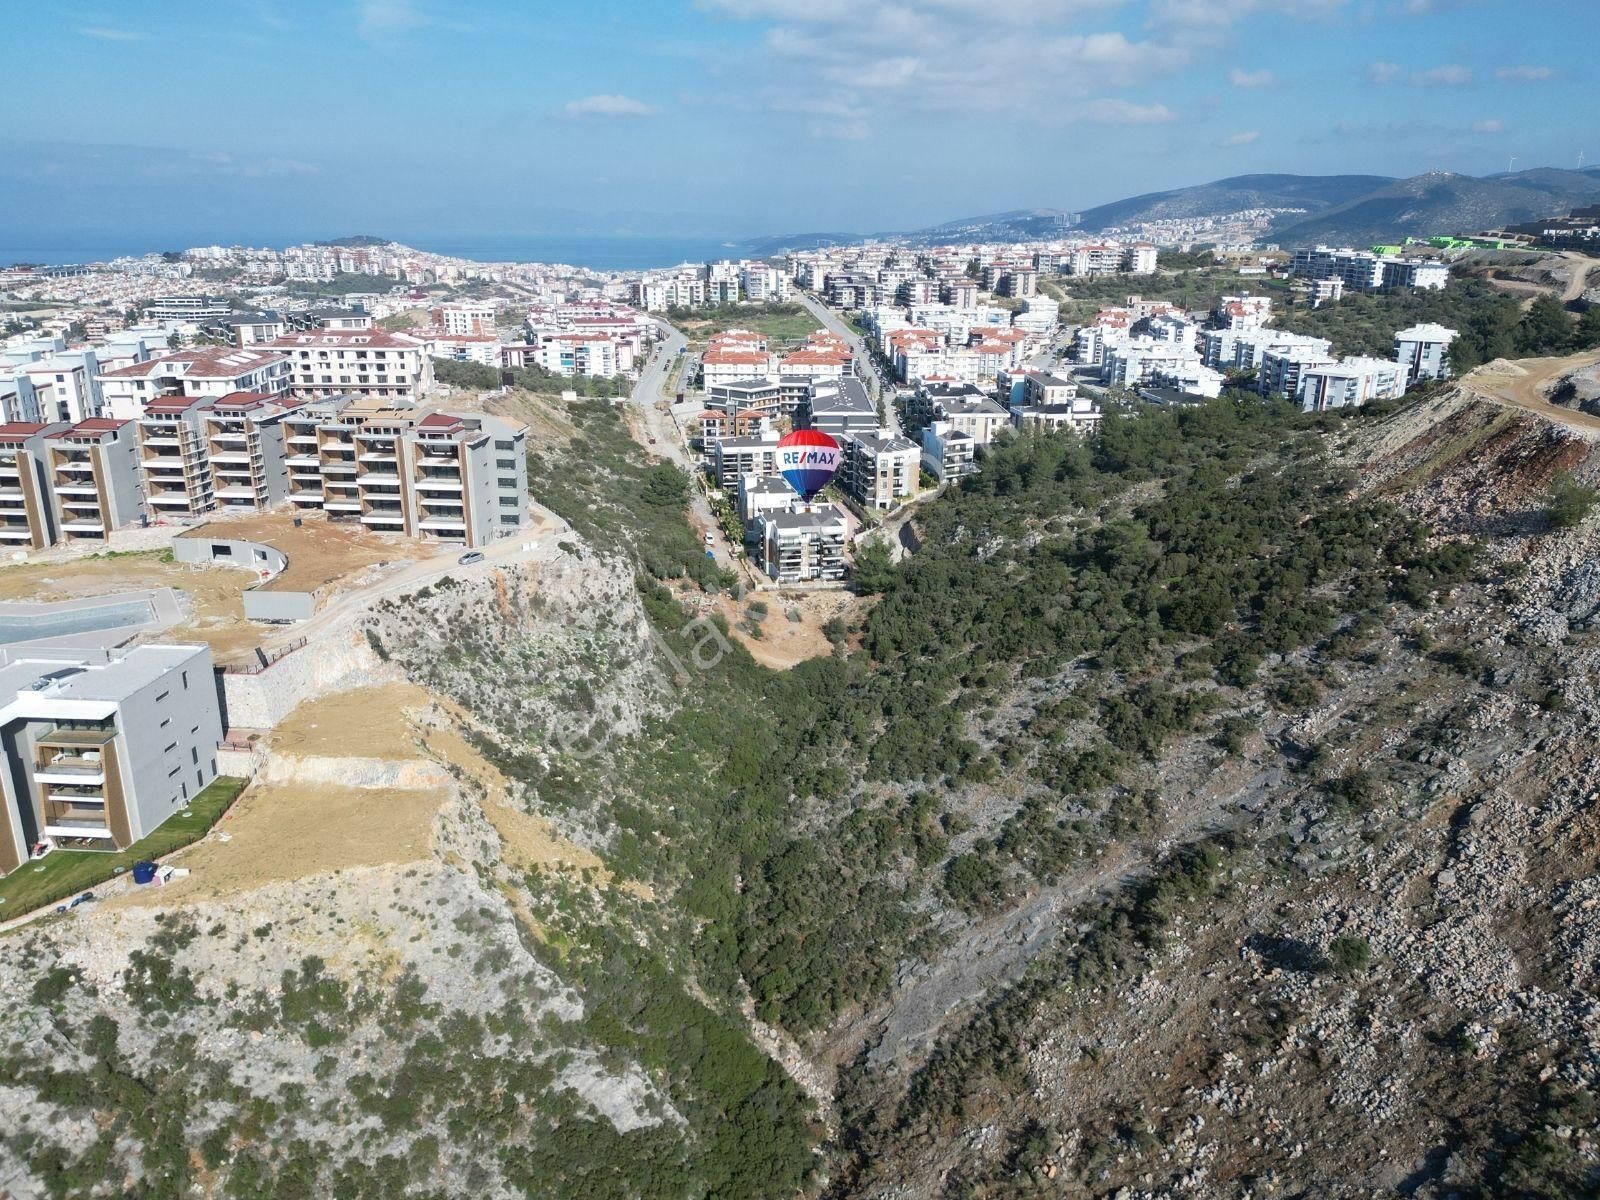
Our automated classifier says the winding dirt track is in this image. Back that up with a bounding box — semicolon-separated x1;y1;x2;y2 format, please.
1461;349;1600;436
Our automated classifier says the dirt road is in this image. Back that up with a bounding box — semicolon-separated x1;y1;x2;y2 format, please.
1461;349;1600;436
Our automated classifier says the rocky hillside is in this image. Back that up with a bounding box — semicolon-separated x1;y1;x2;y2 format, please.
830;382;1600;1198
5;381;1600;1198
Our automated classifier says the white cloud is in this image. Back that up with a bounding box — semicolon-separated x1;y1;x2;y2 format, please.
1222;129;1261;145
1472;119;1505;134
1368;61;1402;84
80;26;145;41
1149;0;1349;29
357;0;425;40
1087;98;1175;124
700;0;1191;136
563;94;661;118
1412;64;1473;86
1496;64;1554;82
1228;67;1274;88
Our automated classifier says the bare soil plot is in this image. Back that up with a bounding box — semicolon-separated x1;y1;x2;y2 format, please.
710;589;872;669
0;552;267;659
112;780;446;906
178;510;435;594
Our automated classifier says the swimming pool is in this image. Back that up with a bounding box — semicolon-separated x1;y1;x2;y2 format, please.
0;597;159;647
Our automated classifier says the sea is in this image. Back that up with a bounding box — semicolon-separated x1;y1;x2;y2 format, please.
0;233;755;273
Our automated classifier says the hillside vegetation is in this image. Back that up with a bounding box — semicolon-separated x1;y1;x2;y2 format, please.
6;376;1600;1196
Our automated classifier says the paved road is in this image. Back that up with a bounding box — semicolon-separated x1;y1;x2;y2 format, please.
795;291;904;437
625;323;746;575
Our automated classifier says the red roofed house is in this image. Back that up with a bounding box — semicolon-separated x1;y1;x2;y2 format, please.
97;347;291;421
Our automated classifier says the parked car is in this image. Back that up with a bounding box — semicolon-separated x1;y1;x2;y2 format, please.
704;531;715;544
457;551;485;566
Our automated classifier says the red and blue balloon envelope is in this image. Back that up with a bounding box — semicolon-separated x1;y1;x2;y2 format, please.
776;429;842;501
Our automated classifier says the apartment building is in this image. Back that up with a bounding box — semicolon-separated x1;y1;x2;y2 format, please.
0;372;41;424
202;394;295;511
279;401;526;545
1010;397;1104;435
801;378;879;441
431;303;497;336
537;333;628;378
757;506;847;584
1297;357;1408;411
1202;329;1334;373
98;346;291;420
137;397;215;519
0;643;222;874
19;355;102;423
842;431;919;510
920;421;978;482
143;295;232;322
0;423;65;550
1259;345;1338;400
49;420;145;543
701;345;779;391
712;431;782;490
737;473;797;536
1394;323;1458;384
1290;246;1449;292
265;330;434;402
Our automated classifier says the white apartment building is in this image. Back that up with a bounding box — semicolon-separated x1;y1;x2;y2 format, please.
1259;345;1338;400
431;303;497;336
265;330;434;402
1216;294;1272;330
1202;329;1333;373
1291;246;1449;292
757;505;847;584
98;347;291;420
702;346;780;391
536;333;628;378
1297;357;1408;411
740;265;790;302
1393;323;1458;384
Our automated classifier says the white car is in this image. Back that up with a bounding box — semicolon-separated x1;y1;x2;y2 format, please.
704;532;716;545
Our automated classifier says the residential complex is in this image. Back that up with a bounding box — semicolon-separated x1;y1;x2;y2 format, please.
264;330;435;403
0;642;222;875
279;403;528;545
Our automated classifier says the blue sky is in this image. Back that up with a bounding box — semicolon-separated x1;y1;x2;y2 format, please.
3;0;1593;243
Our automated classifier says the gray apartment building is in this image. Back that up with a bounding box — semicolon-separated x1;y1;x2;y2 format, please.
0;642;222;875
0;423;66;551
800;378;878;441
757;506;848;584
279;400;527;546
42;419;145;544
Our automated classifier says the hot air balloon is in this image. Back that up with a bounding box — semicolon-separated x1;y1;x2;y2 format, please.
776;428;841;502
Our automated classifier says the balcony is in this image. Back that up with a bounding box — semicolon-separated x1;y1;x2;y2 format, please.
43;819;113;841
414;475;463;491
0;525;37;539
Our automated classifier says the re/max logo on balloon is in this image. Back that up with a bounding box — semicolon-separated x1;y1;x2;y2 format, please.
779;449;839;467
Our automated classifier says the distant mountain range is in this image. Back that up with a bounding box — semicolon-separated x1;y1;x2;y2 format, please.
1268;168;1600;246
747;167;1600;255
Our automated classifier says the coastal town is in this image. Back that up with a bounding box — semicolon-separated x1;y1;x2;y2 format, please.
6;197;1596;889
